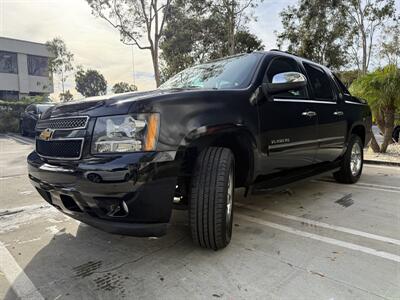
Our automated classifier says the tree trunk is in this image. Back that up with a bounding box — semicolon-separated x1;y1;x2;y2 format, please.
150;40;161;87
61;70;65;94
370;134;381;153
361;34;368;74
380;107;395;153
152;51;161;87
227;0;235;55
376;110;385;134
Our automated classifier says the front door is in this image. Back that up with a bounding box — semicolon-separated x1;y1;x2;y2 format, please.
257;56;318;175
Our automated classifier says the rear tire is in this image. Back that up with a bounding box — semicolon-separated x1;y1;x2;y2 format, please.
393;126;400;143
333;135;363;184
189;147;234;250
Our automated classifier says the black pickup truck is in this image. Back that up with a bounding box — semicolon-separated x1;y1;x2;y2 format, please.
28;51;372;250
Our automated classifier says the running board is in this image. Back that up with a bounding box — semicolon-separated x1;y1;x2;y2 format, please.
251;163;340;195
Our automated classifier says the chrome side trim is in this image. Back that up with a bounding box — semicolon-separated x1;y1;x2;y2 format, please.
318;136;345;143
269;136;345;150
36;137;85;160
269;139;317;150
274;98;337;105
36;116;90;131
345;101;365;106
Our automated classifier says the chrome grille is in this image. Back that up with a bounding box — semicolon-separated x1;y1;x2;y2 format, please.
36;116;89;130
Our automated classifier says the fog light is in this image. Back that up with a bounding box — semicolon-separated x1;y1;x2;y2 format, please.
121;200;129;214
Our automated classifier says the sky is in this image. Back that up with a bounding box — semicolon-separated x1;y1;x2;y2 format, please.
0;0;397;100
0;0;294;99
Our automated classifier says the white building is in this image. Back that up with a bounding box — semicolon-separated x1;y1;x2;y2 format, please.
0;37;54;100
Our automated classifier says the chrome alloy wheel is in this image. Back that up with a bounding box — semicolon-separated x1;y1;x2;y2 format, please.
350;142;362;176
226;170;234;230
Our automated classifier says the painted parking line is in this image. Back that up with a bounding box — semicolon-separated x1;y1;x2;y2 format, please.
313;179;400;194
0;242;44;300
317;179;400;192
236;202;400;246
364;163;400;171
236;213;400;263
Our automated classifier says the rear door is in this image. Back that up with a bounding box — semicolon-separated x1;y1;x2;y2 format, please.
302;63;347;163
258;56;318;174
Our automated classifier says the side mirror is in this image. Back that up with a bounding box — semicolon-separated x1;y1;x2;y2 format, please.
261;72;307;99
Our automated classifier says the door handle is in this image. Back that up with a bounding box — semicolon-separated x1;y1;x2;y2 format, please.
302;111;317;117
333;111;344;116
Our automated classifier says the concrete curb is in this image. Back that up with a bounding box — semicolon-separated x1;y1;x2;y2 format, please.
5;133;34;145
365;160;400;167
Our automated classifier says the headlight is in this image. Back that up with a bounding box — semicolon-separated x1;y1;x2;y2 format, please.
91;114;160;154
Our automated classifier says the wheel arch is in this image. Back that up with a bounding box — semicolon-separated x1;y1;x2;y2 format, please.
178;124;257;188
349;123;366;147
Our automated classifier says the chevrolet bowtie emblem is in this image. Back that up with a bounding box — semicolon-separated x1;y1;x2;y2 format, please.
39;128;55;141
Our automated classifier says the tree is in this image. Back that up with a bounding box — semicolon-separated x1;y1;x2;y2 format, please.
214;0;261;55
160;0;263;80
380;21;400;66
277;0;350;70
112;82;138;93
75;68;107;97
86;0;172;87
344;0;397;74
46;38;74;94
336;70;360;87
350;65;400;152
59;90;74;102
234;30;264;54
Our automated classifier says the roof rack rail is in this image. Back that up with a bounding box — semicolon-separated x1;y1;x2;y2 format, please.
269;49;299;57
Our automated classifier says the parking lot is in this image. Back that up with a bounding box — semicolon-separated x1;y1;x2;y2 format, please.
0;133;399;300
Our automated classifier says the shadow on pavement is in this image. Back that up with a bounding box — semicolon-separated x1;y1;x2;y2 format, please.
4;210;196;299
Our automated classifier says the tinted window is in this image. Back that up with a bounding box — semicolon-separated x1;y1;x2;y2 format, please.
0;51;18;74
159;54;261;90
37;104;53;113
26;105;36;113
332;73;350;95
28;55;49;77
266;57;307;99
304;63;334;101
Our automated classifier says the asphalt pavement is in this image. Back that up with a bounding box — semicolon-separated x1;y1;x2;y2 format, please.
0;133;399;300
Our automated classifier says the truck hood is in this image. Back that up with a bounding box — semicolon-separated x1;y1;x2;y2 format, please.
42;89;196;119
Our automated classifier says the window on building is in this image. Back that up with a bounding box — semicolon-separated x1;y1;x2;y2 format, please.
0;51;18;74
0;91;19;101
28;55;49;77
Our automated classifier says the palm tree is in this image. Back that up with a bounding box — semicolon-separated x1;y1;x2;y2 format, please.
350;65;400;153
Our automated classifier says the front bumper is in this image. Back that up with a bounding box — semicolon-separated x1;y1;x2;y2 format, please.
28;151;180;237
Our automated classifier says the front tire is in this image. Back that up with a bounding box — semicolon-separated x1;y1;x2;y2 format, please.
189;147;234;250
333;135;363;184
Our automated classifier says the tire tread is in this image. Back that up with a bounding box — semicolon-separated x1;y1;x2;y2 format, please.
189;147;234;250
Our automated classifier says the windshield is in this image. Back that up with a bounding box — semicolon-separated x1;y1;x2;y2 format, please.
159;53;261;90
37;104;53;113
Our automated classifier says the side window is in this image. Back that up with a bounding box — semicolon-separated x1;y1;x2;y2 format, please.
304;63;334;101
266;57;307;99
332;73;351;95
26;105;36;113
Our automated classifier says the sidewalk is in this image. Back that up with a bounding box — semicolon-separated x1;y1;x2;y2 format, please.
365;143;400;166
